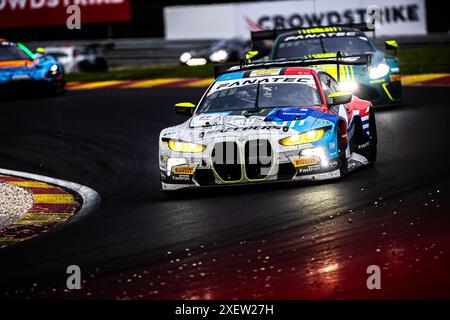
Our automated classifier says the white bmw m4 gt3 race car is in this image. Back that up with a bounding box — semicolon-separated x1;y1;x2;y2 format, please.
159;58;377;191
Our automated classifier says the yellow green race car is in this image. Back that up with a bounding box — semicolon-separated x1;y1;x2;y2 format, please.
251;24;402;107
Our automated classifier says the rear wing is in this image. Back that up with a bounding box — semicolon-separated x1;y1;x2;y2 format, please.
214;51;371;82
251;23;374;42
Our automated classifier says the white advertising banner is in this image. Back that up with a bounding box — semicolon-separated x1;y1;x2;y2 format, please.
164;0;427;40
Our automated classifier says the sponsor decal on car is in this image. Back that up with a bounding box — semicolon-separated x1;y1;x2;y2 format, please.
249;69;282;77
294;157;319;167
173;166;195;175
357;142;370;149
203;125;283;135
299;27;341;34
211;75;316;92
283;31;357;42
298;164;322;173
11;74;31;81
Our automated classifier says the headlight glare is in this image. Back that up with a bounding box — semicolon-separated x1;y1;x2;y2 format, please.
301;147;329;167
369;62;390;79
167;157;187;176
209;50;228;62
186;58;207;66
279;129;326;146
180;52;192;64
168;140;206;153
339;80;358;92
46;64;60;77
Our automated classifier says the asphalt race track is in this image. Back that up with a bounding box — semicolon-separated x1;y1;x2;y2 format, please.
1;86;450;299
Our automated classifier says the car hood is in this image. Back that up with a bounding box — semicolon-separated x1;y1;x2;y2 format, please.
160;107;335;142
0;61;39;82
191;107;326;127
0;56;60;82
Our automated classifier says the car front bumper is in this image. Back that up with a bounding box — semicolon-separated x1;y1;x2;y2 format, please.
352;75;402;107
0;78;65;95
160;146;341;191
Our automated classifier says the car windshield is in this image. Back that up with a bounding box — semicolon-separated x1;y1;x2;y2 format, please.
0;45;32;61
274;36;374;59
198;81;321;113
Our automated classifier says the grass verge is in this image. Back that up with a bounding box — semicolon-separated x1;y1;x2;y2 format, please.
397;45;450;74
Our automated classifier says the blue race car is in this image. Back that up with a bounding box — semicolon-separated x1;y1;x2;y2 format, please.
0;39;65;95
251;24;402;107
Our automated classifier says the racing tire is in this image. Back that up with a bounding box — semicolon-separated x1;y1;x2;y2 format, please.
364;108;378;166
337;125;348;178
48;82;67;97
367;109;378;165
93;57;109;72
78;60;92;72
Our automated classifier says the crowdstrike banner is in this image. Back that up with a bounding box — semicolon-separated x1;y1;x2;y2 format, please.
164;0;427;40
0;0;131;28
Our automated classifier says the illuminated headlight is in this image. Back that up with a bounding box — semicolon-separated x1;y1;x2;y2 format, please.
339;80;358;92
369;62;390;79
301;147;329;167
50;64;59;74
279;129;326;146
167;158;187;176
167;140;206;153
209;50;228;63
186;58;207;66
46;64;60;77
180;52;192;64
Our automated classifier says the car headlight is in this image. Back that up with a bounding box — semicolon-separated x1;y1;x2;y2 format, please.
167;157;187;176
186;58;207;66
167;140;206;153
279;129;326;146
209;50;228;63
301;147;329;167
369;62;390;79
179;52;192;64
46;64;60;78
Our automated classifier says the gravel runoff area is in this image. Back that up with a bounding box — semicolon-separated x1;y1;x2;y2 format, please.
0;182;34;228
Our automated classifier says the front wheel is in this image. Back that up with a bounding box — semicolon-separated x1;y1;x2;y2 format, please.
363;108;377;166
337;125;348;178
352;108;377;166
48;84;66;97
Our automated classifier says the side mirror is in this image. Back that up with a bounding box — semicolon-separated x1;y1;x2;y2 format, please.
245;50;259;62
35;47;45;54
327;92;352;106
175;102;196;115
385;40;398;56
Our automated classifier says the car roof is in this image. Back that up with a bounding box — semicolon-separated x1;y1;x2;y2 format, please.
216;66;319;81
